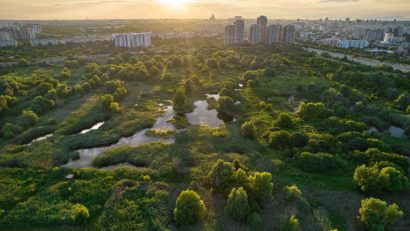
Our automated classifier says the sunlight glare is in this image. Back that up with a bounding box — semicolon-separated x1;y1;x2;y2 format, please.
156;0;190;9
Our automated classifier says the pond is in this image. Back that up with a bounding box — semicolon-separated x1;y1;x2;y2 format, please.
64;95;225;169
389;125;405;138
80;122;105;134
63;106;175;168
186;94;224;128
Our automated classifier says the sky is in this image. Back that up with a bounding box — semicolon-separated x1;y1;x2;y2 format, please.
0;0;409;20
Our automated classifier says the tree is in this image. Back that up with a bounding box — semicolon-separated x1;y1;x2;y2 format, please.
114;87;127;101
172;89;190;114
359;197;403;231
18;109;39;127
57;84;69;98
217;96;235;116
353;163;408;193
240;121;257;139
31;96;55;115
149;66;160;78
269;131;292;149
275;112;293;128
208;159;234;193
296;102;328;120
174;190;206;226
110;102;121;113
100;94;114;111
60;67;71;79
282;185;302;201
379;167;408;192
184;79;195;98
393;93;410;111
0;95;9;113
248;172;273;202
225;187;251;221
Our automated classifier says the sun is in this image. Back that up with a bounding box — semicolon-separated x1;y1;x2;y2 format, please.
156;0;190;9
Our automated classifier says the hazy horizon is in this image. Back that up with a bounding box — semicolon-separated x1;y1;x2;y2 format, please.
0;0;409;21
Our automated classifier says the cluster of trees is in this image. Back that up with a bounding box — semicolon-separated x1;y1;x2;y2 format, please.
359;197;403;231
100;94;121;113
208;159;273;226
354;161;408;193
172;77;202;114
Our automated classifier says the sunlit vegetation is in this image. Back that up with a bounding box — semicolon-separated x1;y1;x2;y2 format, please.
0;33;409;231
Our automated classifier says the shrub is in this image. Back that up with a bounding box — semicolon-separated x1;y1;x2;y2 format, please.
247;212;263;230
173;89;191;114
282;185;302;201
275;112;293;128
240;121;257;139
225;187;251;221
2;122;23;139
217;96;235;116
355;148;409;173
208;159;234;193
31;96;55;115
100;94;114;111
248;172;273;202
280;215;299;231
296;102;328;120
354;162;409;193
114;87;127;101
174;190;206;226
109;102;121;113
295;152;339;173
232;168;249;190
269;131;292;149
359;197;403;231
18;109;39;127
393;93;410;111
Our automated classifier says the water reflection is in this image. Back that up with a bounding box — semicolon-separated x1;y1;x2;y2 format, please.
64;106;175;168
389;125;404;138
28;133;53;145
186;95;224;128
80;122;105;134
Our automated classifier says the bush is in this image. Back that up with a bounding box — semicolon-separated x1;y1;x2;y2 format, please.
354;148;409;173
248;172;273;202
359;197;403;231
269;131;292;149
296;102;328;120
275;113;293;128
114;87;127;101
31;96;55;115
217;96;235;116
173;89;192;114
280;215;299;231
18;109;39;127
247;212;263;230
295;152;339;173
2;122;23;139
240;121;257;139
393;93;410;111
100;94;114;110
354;162;409;193
282;185;302;201
174;190;206;226
208;159;234;193
225;187;251;221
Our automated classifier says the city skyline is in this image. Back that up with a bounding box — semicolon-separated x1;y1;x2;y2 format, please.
0;0;409;20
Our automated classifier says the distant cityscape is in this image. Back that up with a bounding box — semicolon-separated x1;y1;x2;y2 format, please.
0;15;409;54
